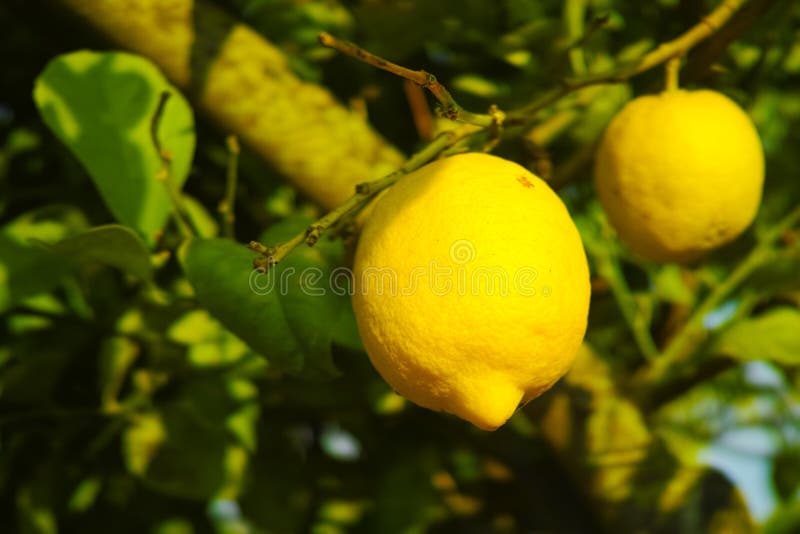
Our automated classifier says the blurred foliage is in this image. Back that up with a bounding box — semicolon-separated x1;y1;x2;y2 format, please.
1;0;800;533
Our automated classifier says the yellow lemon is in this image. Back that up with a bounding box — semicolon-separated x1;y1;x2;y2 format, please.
594;89;764;263
352;153;590;430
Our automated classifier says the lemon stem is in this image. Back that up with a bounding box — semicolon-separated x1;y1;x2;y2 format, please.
665;56;681;92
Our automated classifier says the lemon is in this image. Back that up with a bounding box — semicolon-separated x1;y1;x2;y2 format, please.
594;89;764;263
352;153;590;430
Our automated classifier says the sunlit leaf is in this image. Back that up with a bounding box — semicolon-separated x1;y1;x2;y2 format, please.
715;308;800;365
0;231;70;313
33;51;195;244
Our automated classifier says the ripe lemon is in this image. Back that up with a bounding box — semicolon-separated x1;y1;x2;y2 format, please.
594;89;764;263
352;153;590;430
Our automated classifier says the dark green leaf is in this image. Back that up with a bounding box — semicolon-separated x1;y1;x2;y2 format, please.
46;224;153;280
183;213;354;377
182;238;306;374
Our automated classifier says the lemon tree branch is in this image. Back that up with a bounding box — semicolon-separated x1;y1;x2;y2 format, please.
249;125;480;271
250;0;751;270
506;0;746;124
318;32;498;128
632;205;800;392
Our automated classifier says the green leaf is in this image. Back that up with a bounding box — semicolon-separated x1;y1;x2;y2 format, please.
122;375;256;500
0;233;66;313
0;210;78;312
167;310;252;368
714;308;800;365
652;264;695;306
33;51;195;244
182;238;306;374
46;224;153;280
183;214;353;378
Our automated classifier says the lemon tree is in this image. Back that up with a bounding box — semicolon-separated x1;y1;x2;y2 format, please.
4;1;800;533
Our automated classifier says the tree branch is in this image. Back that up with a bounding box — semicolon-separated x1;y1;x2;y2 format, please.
318;32;498;128
251;0;753;270
248;125;480;271
506;0;747;124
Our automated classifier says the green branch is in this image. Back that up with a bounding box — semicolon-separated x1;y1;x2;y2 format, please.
591;242;659;360
632;205;800;391
505;0;746;124
249;125;480;271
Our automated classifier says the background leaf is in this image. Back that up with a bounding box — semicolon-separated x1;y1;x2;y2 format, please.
47;224;153;280
714;308;800;365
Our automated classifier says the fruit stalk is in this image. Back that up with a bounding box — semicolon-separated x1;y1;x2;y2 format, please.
664;57;682;92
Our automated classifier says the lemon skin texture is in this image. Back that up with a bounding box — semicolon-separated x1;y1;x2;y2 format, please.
352;153;591;431
594;89;764;263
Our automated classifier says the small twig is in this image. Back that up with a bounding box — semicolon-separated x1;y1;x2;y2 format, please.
506;0;746;124
632;205;800;391
249;125;478;272
318;32;497;128
150;91;193;239
218;135;240;238
567;13;612;53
